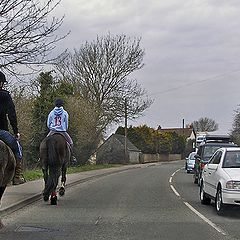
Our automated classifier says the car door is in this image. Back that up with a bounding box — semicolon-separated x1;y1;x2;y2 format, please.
203;150;222;197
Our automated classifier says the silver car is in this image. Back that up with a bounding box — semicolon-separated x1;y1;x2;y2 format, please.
185;152;196;173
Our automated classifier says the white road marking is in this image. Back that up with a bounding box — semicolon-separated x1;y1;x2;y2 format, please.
169;167;227;236
171;168;181;177
170;185;180;197
184;201;227;236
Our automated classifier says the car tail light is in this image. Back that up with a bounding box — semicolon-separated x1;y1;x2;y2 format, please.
226;181;240;189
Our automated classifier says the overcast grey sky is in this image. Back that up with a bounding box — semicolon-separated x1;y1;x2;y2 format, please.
54;0;240;134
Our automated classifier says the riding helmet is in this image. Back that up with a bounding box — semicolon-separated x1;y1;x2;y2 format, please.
55;98;64;107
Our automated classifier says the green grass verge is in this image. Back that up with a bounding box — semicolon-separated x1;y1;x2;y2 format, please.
23;164;122;181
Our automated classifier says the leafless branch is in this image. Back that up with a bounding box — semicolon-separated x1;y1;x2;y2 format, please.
0;0;69;75
56;34;153;132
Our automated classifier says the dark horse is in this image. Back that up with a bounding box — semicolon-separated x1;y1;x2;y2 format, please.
0;140;16;202
0;140;16;229
40;133;71;205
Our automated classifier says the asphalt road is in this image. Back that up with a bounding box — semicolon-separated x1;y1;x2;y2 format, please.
1;161;239;240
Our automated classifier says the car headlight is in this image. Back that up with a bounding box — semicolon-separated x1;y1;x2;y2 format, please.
226;181;240;189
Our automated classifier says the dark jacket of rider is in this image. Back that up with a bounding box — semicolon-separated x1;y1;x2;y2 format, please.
0;89;19;135
0;71;25;185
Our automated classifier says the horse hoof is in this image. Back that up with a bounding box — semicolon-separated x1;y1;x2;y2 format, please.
43;195;49;202
43;192;49;201
50;196;57;205
59;187;65;197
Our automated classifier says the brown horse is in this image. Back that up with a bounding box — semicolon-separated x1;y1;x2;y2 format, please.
0;140;16;202
0;140;16;229
40;133;70;205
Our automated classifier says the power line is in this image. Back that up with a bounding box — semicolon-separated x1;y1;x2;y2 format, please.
149;69;240;97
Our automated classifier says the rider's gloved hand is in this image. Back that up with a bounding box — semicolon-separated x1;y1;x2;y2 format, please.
16;133;20;140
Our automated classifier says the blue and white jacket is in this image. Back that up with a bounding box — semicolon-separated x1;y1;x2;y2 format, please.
47;107;69;132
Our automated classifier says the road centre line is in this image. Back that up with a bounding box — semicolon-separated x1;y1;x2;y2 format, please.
169;168;181;183
170;185;180;197
169;168;227;236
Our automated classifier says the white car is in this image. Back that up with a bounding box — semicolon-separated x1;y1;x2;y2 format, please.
200;147;240;215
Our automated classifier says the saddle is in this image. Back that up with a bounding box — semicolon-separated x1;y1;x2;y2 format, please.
47;132;72;151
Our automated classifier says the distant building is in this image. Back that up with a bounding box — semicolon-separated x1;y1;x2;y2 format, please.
157;125;197;154
96;134;141;164
157;126;196;141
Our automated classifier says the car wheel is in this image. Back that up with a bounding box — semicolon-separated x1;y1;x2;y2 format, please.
198;177;201;186
198;172;202;186
215;186;225;215
187;170;190;173
194;175;198;184
200;182;211;205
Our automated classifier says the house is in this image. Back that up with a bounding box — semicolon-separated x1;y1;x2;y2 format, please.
96;134;141;164
157;125;197;154
157;125;196;141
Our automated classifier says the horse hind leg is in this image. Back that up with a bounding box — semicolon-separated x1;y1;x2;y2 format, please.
59;165;67;197
50;191;57;205
42;167;49;201
0;186;6;203
0;186;5;230
0;186;6;229
49;170;60;205
59;184;65;197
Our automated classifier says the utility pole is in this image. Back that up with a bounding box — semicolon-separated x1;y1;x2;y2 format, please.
182;118;185;135
124;98;128;163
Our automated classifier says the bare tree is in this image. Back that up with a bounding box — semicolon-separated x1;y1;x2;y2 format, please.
65;96;101;163
0;0;67;74
231;107;240;145
192;117;218;132
56;34;153;133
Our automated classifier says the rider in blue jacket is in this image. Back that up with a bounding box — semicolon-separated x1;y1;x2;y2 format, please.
47;99;73;150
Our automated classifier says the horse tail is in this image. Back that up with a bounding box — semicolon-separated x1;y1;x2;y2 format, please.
43;136;61;199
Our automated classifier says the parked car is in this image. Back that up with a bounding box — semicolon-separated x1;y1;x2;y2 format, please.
200;147;240;215
195;132;207;149
193;134;236;185
185;152;196;173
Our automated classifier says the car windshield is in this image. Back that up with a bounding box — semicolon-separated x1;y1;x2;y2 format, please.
203;146;221;158
222;151;240;168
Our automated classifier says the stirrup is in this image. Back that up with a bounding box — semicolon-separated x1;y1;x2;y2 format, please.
12;175;26;185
